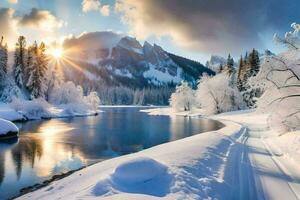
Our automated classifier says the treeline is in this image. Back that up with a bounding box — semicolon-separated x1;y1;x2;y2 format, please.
97;85;174;105
170;48;262;113
0;36;61;101
216;49;261;107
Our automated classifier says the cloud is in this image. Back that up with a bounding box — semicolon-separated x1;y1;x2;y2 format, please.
0;8;18;47
100;5;110;16
115;0;300;54
0;7;65;48
8;0;18;4
63;31;122;51
18;8;63;31
82;0;110;16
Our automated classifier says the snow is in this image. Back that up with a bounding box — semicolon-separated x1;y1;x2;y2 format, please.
144;64;182;84
117;36;144;54
17;110;244;200
15;108;300;200
113;157;168;183
114;69;133;78
0;99;99;122
93;157;171;197
0;102;24;121
0;118;18;135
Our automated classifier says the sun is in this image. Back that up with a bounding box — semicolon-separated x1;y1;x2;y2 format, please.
49;47;64;59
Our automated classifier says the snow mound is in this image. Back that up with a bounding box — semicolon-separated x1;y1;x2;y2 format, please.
0;103;24;121
0;118;18;136
10;98;52;120
93;157;172;197
112;157;168;183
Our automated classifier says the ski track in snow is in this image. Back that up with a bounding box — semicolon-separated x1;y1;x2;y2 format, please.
218;114;300;200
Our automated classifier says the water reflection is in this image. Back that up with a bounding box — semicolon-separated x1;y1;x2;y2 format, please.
0;107;223;199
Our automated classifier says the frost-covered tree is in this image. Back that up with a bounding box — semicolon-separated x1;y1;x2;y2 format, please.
250;23;300;133
169;81;196;112
13;36;26;88
196;73;245;115
236;49;261;107
46;62;64;100
0;37;8;76
26;42;49;99
49;81;100;111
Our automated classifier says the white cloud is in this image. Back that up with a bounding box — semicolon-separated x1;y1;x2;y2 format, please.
82;0;101;12
100;5;110;16
0;7;65;48
8;0;18;4
18;8;64;32
81;0;110;16
0;8;18;48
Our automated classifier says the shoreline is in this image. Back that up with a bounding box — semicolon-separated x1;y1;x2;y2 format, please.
16;108;238;200
11;107;224;200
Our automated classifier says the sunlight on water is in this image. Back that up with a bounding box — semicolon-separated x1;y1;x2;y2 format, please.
0;107;223;199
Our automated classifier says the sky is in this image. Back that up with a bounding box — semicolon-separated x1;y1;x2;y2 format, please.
0;0;299;63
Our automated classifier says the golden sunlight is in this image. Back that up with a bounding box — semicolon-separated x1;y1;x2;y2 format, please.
48;47;64;59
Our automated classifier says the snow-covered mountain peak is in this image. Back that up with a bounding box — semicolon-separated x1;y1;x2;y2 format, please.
117;36;143;51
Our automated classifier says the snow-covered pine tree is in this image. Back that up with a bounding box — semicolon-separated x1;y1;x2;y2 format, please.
25;44;35;86
0;37;8;81
26;42;39;99
243;48;261;107
248;48;260;77
13;36;26;88
237;55;245;91
26;42;49;99
225;54;235;75
37;42;49;99
46;61;64;100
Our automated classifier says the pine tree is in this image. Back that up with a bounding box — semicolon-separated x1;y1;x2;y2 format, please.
0;36;8;77
237;55;245;91
225;54;235;75
242;48;261;108
26;42;39;98
46;61;64;100
248;48;260;77
37;42;49;98
13;36;26;87
218;64;224;73
26;42;49;99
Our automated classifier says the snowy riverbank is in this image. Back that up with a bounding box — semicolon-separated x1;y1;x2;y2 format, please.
16;107;300;199
0;102;99;122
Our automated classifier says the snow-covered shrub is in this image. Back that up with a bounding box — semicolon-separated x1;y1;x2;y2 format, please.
84;91;101;111
0;78;24;103
169;81;196;112
250;23;300;133
10;97;52;119
196;73;245;115
49;81;100;112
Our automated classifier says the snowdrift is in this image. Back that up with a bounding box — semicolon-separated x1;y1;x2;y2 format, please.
0;118;19;139
93;157;172;197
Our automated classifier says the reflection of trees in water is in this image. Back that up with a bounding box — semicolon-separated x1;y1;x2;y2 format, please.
0;138;18;185
11;137;43;180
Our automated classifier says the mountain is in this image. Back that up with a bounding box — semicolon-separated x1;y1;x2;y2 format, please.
63;32;214;88
205;55;227;72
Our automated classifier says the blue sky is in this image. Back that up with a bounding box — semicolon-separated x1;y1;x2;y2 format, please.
0;0;299;63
